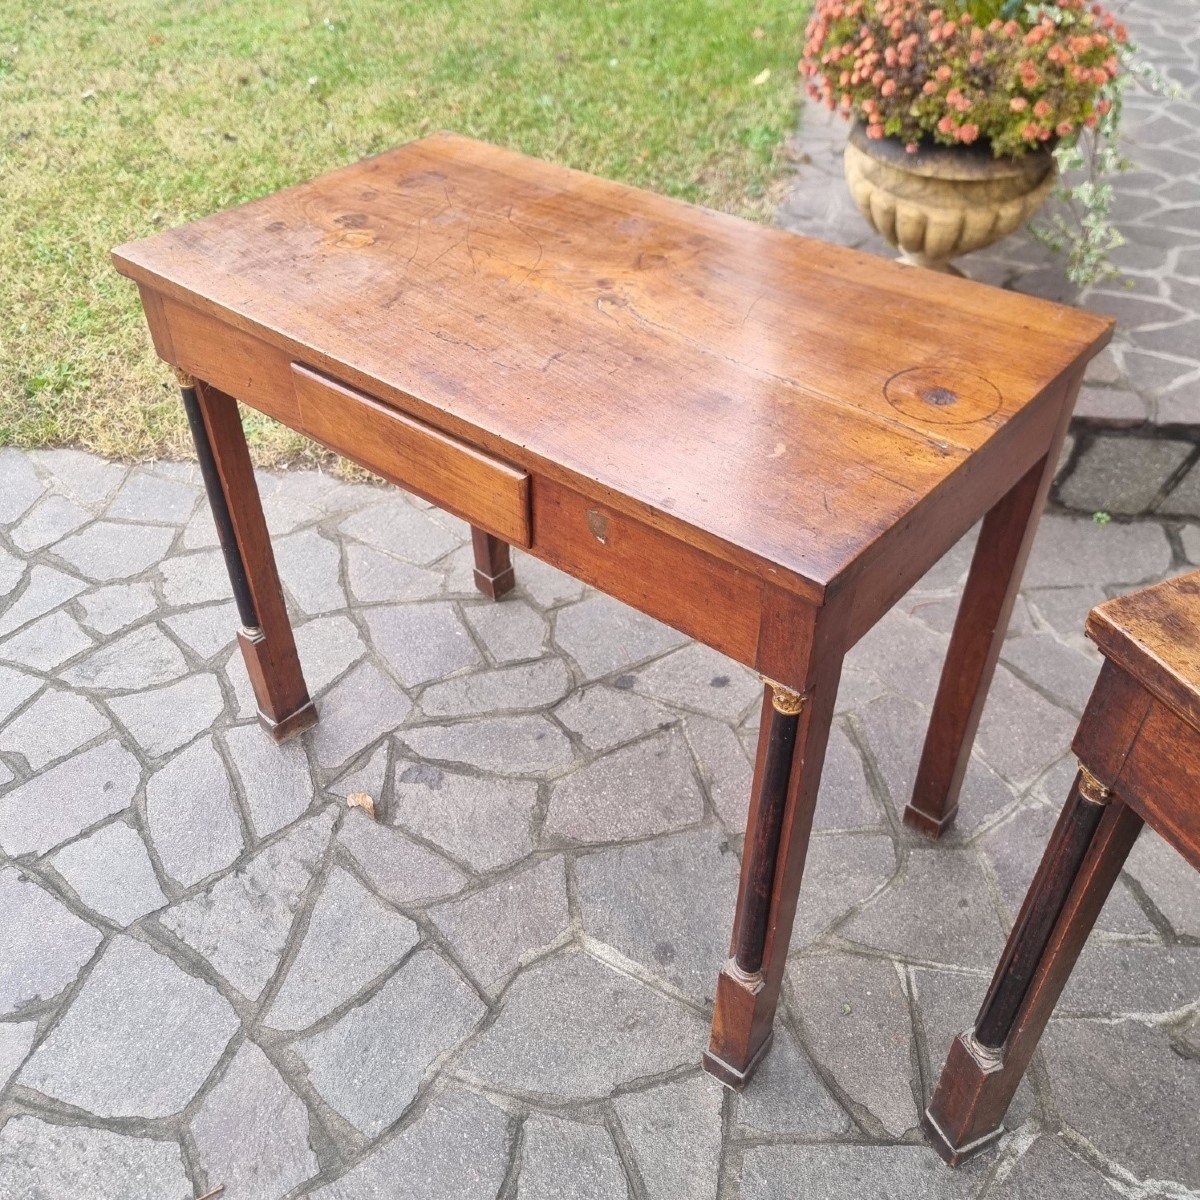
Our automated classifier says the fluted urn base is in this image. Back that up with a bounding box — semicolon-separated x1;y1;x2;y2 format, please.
843;123;1057;274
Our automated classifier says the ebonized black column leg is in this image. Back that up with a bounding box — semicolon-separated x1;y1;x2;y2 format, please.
705;653;841;1090
177;369;316;741
924;767;1142;1164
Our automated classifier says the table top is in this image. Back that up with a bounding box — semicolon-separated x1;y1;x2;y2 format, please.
114;133;1112;594
1087;570;1200;735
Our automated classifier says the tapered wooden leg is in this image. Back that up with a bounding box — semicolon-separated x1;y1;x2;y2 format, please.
924;769;1143;1164
179;372;316;742
704;631;843;1089
906;370;1082;838
471;527;515;599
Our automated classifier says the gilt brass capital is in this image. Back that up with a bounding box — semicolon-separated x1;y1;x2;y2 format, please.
1077;766;1112;807
171;365;196;388
762;678;806;716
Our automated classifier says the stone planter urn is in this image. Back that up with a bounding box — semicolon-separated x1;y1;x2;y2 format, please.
843;122;1057;273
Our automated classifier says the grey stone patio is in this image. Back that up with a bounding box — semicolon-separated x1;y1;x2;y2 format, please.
1;443;1198;1199
778;0;1200;519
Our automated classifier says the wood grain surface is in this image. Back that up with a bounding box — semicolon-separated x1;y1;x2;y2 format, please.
113;133;1112;597
1086;569;1200;736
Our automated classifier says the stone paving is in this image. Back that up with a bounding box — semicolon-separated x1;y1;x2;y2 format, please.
1;444;1198;1199
778;0;1200;519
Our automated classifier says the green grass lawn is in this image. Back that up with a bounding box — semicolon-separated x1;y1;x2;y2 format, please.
1;0;804;466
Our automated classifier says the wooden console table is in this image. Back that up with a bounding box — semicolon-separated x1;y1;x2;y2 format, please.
113;134;1111;1088
926;570;1200;1163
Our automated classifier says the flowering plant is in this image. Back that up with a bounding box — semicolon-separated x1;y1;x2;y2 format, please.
800;0;1180;285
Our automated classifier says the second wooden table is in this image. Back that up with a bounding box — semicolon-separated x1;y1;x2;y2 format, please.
112;133;1113;1088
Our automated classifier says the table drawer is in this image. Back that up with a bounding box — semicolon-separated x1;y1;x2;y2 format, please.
291;363;531;547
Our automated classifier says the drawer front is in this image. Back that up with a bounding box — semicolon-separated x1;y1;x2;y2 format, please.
531;476;762;665
291;364;531;547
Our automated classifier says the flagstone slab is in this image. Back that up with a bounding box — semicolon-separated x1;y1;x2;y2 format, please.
1044;1019;1200;1188
29;450;126;505
734;1024;850;1137
462;597;549;664
0;664;41;726
840;848;1005;971
158;549;231;607
1000;1136;1123;1200
628;643;761;721
0;686;109;772
50;819;168;926
553;593;688;679
683;713;753;832
61;622;188;691
0;868;102;1017
577;827;739;1004
75;581;158;636
614;1073;724;1200
362;601;481;688
145;734;244;888
517;1114;628;1200
345;542;443;604
0;609;93;672
420;657;572;717
0;546;23;597
0;1118;192;1200
18;935;238;1118
0;448;45;525
293;613;367;694
11;493;90;552
109;671;225;758
191;1039;318;1200
312;662;412;771
275;529;346;615
339;498;463;566
312;1089;510;1200
338;809;469;906
266;866;419;1031
544;731;702;844
163;602;238;659
457;950;703;1101
556;684;674;754
295;948;486;1136
222;722;316;840
431;856;570;994
788;952;919;1137
391;758;538;871
0;1020;37;1090
0;739;141;857
52;521;175;582
106;468;198;525
0;565;87;638
740;1143;978;1200
159;811;334;1001
403;714;573;778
